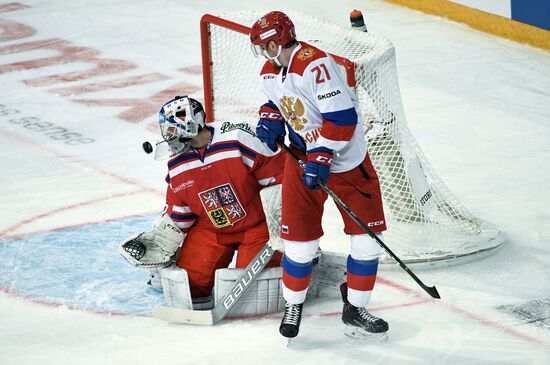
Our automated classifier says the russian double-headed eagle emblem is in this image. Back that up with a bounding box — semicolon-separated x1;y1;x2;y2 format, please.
280;95;307;131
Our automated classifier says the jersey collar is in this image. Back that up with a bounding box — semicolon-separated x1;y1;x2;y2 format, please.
280;42;303;84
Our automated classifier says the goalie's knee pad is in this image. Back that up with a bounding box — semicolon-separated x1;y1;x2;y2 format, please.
350;233;383;261
159;265;193;309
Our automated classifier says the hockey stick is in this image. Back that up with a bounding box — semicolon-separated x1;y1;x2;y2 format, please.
153;243;276;325
278;142;441;299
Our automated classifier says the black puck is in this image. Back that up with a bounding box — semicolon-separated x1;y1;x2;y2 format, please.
142;141;153;154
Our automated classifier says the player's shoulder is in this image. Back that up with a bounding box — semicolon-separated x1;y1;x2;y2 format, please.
211;120;279;156
288;42;329;76
260;60;280;77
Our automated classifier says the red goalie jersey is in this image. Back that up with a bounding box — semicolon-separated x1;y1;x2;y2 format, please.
164;121;284;234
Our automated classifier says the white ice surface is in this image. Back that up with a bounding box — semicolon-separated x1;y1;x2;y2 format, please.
1;1;549;364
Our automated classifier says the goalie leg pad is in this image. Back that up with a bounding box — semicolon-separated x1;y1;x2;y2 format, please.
214;267;284;317
160;265;193;310
147;268;162;291
213;252;321;317
260;184;284;252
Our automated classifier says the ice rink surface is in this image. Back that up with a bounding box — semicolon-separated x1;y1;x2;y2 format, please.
1;1;549;364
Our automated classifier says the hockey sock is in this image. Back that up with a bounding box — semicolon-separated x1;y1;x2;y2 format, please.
346;255;379;307
282;255;313;304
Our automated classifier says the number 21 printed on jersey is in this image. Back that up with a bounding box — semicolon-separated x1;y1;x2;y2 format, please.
312;63;331;84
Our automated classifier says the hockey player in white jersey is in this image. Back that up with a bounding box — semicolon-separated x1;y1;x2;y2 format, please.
250;11;389;339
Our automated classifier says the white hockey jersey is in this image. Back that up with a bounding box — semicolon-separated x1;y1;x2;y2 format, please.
259;41;367;172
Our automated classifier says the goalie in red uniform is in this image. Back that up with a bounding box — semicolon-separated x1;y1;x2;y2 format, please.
119;96;283;309
250;11;389;339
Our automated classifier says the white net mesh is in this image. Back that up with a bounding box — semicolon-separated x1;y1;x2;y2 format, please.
203;11;505;265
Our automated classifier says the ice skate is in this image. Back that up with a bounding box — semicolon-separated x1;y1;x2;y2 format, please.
340;283;388;341
342;302;389;341
279;302;303;338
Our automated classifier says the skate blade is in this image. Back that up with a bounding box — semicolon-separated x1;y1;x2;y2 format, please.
344;325;388;342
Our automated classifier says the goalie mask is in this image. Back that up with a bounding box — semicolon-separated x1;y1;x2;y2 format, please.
158;96;205;157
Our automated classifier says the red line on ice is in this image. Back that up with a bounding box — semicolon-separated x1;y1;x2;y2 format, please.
0;189;148;238
3;210;161;241
378;277;550;350
229;277;550;350
0;128;163;238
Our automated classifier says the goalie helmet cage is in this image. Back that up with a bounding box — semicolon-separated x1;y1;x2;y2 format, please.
200;12;505;266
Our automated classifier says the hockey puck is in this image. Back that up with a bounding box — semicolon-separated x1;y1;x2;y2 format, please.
142;141;153;154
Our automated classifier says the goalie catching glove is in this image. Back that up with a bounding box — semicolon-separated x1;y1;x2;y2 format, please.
119;215;185;268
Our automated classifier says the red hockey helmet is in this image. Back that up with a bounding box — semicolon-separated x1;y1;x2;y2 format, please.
250;11;296;58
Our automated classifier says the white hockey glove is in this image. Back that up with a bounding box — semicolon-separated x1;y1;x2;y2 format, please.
119;215;185;268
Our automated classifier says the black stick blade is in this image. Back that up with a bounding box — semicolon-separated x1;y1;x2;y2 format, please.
425;285;441;299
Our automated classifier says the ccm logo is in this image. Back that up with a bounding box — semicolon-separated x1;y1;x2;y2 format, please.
367;220;384;227
260;112;281;120
315;155;332;164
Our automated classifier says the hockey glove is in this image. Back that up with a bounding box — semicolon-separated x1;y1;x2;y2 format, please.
256;102;286;152
119;215;185;268
303;147;333;190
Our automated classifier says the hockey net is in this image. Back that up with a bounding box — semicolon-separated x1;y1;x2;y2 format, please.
200;11;505;265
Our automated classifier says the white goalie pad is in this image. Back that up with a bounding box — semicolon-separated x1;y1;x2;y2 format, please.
316;251;348;298
214;267;284;317
119;215;185;268
147;268;163;291
260;184;284;252
159;265;193;310
213;251;321;317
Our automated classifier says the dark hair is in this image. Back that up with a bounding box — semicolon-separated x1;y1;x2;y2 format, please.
283;39;298;49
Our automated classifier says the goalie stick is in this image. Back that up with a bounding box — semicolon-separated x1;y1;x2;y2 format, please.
278;141;441;299
153;243;276;325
